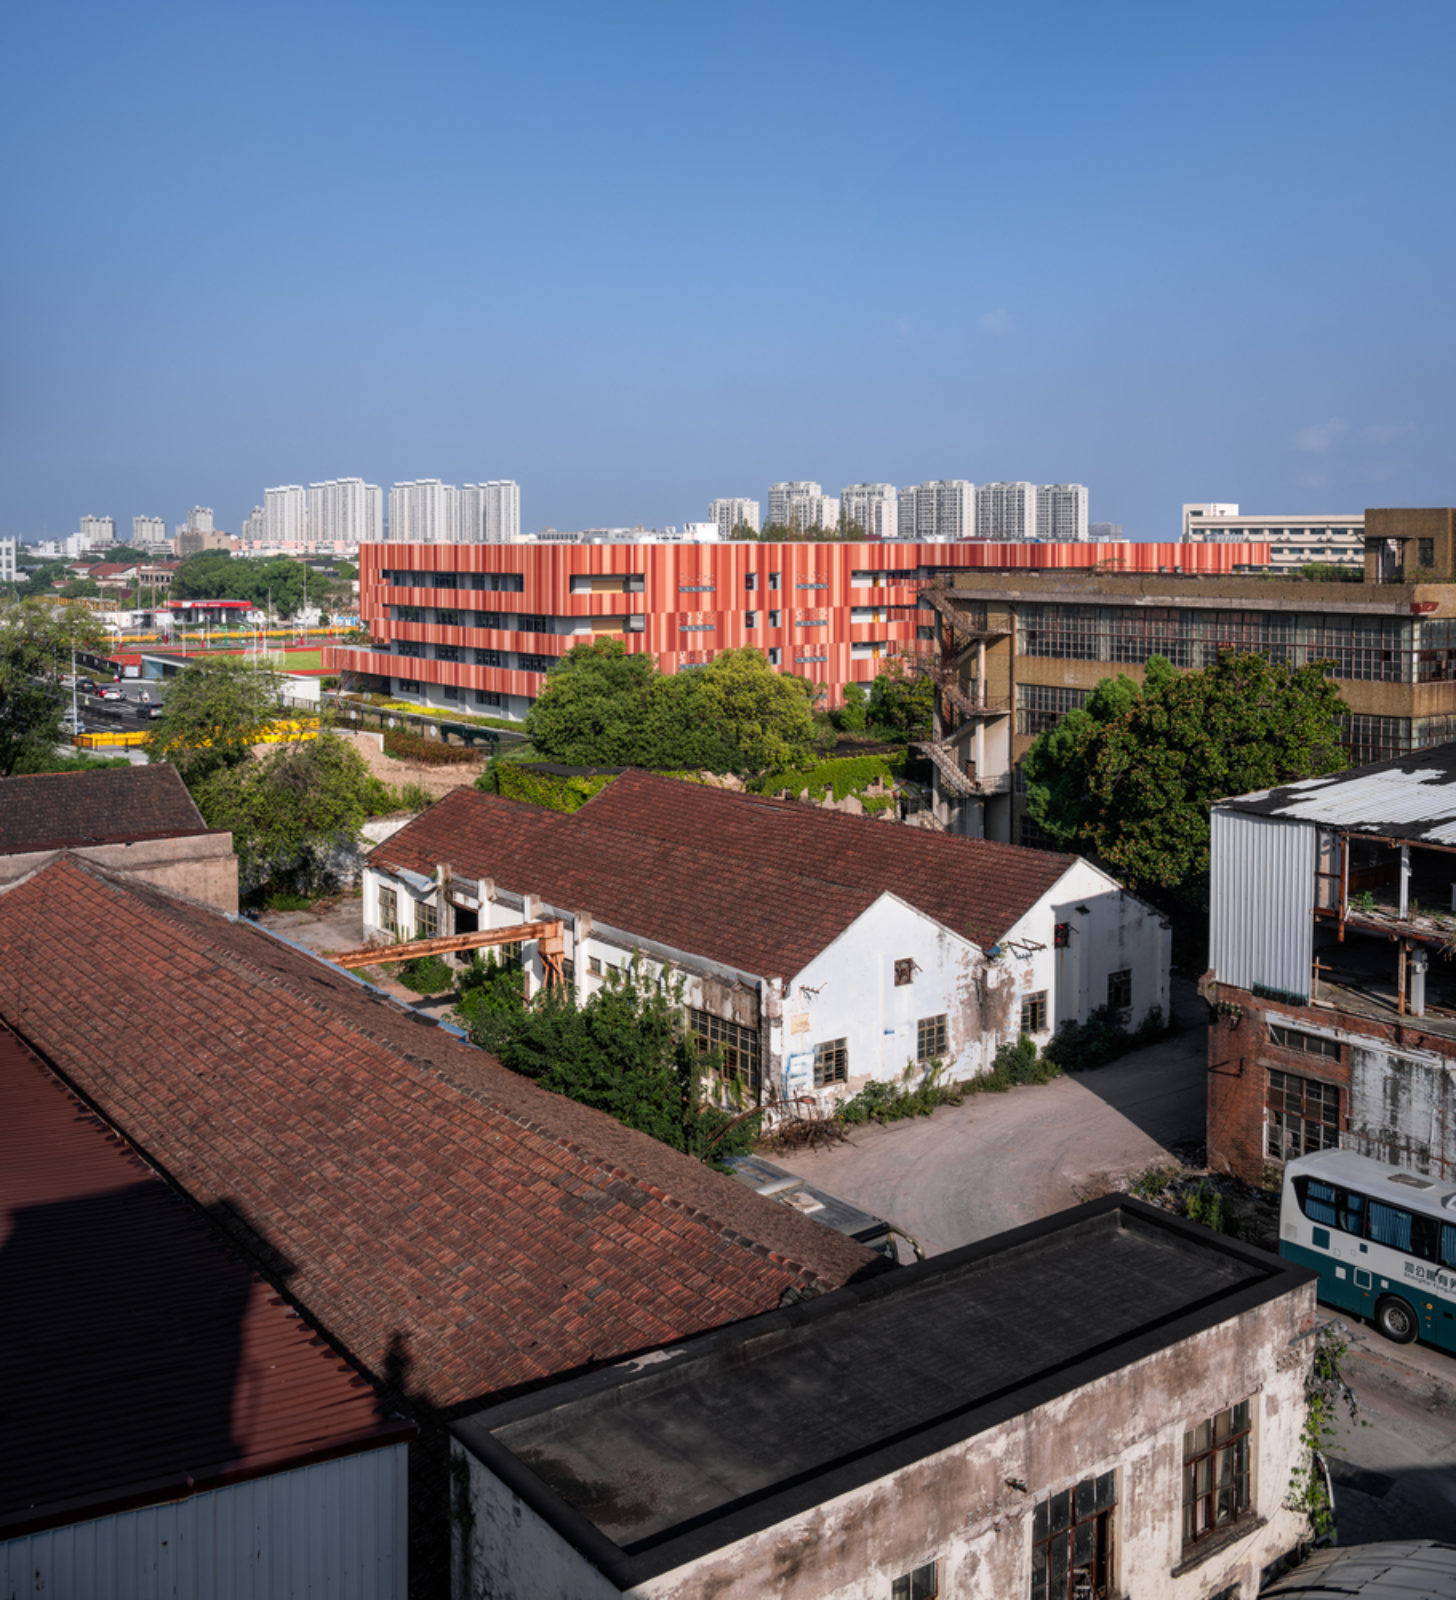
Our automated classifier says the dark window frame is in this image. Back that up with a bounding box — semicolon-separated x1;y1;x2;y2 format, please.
813;1037;848;1087
1182;1402;1251;1548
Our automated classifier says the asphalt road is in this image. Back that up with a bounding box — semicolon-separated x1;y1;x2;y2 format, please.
783;984;1209;1256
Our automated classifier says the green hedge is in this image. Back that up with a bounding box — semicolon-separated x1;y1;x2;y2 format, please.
382;728;480;766
751;751;904;804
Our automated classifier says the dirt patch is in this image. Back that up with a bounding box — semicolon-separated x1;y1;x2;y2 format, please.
337;730;488;800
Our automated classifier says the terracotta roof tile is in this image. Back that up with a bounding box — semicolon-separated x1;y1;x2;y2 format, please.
0;764;209;854
0;859;876;1414
0;1026;411;1537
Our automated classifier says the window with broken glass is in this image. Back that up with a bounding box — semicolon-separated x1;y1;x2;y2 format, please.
1265;1069;1340;1161
687;1007;761;1092
1030;1472;1116;1600
1182;1401;1251;1546
378;887;399;938
813;1037;848;1087
414;900;439;940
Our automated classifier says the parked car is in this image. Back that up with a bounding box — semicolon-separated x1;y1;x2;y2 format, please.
95;686;124;701
75;677;97;695
144;703;164;719
60;715;85;735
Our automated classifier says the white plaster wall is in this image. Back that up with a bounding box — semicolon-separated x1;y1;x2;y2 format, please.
624;1284;1316;1600
453;1445;621;1600
1003;859;1172;1037
782;893;994;1113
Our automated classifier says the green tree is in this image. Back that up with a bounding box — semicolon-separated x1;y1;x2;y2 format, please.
455;956;758;1159
1022;660;1178;850
195;731;391;893
1025;652;1347;895
143;657;283;785
697;646;816;771
866;652;934;740
0;601;104;775
58;579;100;599
524;638;661;764
172;553;311;617
834;681;869;733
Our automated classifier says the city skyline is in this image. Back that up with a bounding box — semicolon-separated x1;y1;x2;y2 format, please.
3;3;1453;543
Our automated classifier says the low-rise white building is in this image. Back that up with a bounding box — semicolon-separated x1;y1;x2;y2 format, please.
1182;503;1365;569
364;772;1170;1112
450;1197;1319;1600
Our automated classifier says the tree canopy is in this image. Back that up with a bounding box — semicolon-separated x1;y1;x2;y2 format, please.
524;639;817;773
1023;651;1347;895
143;657;283;786
172;553;316;616
455;955;757;1160
195;730;392;893
727;520;869;542
0;601;104;775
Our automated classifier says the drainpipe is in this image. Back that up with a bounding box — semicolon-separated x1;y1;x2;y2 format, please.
1411;947;1428;1018
1399;845;1410;920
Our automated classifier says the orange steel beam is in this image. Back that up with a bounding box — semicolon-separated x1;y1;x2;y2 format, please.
332;919;563;969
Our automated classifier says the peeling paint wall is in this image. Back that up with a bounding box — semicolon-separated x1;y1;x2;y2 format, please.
1349;1041;1456;1179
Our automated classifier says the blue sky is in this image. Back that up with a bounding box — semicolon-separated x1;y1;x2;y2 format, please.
4;0;1454;541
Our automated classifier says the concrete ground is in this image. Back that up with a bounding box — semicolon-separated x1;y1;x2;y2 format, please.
782;978;1209;1257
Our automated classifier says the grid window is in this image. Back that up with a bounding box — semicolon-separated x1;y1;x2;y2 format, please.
519;613;549;633
1015;683;1090;736
378;887;399;938
414;900;439;940
517;653;555;674
474;689;502;707
442;683;460;701
813;1038;848;1087
475;648;502;668
587;955;602;976
917;1015;947;1062
1031;1474;1116;1600
1107;970;1132;1011
473;611;504;630
1182;1402;1251;1546
1021;991;1048;1034
436;608;460;626
1269;1024;1340;1061
1266;1069;1341;1161
687;1007;761;1091
891;1563;937;1600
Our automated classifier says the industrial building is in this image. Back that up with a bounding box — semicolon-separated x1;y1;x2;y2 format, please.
1204;740;1456;1184
920;508;1456;843
450;1197;1318;1600
323;538;1272;721
363;771;1170;1114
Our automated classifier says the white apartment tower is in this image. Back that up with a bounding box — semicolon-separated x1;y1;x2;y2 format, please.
265;486;309;546
76;515;116;548
459;481;521;543
132;515;167;548
0;538;15;586
899;480;976;541
839;484;899;540
309;478;383;546
241;506;266;546
709;498;760;539
389;480;460;543
1036;483;1089;542
768;481;840;532
976;482;1037;541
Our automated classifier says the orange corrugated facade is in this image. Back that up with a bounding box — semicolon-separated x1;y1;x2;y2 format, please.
324;539;1272;709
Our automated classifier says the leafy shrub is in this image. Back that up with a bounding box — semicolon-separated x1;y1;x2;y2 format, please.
1128;1163;1181;1200
496;765;619;812
752;751;903;805
382;728;480;766
264;891;314;913
836;1062;962;1123
396;953;454;993
1182;1181;1229;1234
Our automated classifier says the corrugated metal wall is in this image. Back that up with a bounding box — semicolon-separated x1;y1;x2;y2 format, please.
1210;809;1316;1000
1;1443;408;1600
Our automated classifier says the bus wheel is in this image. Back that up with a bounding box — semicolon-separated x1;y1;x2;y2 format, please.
1375;1295;1417;1345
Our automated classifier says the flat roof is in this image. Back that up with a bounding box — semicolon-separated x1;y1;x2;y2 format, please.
1217;740;1456;843
453;1197;1316;1589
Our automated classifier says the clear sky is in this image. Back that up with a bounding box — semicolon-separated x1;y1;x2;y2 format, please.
4;0;1454;542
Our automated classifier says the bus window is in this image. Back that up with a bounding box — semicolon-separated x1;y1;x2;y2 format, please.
1444;1223;1456;1270
1338;1190;1365;1236
1297;1178;1339;1227
1368;1200;1413;1252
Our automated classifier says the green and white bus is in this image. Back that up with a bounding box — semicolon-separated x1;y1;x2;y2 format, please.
1279;1147;1456;1353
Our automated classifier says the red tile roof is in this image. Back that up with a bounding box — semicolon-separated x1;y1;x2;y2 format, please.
373;788;877;979
373;771;1078;966
582;771;1079;949
0;1025;411;1537
0;859;875;1416
0;765;211;854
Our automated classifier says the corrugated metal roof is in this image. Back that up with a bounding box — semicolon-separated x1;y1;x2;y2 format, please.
1262;1540;1456;1597
1217;741;1456;844
0;1026;412;1538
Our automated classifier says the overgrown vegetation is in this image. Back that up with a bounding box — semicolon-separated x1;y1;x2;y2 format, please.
453;954;760;1162
837;1062;962;1124
491;765;619;811
381;727;482;765
751;751;903;807
1041;1004;1166;1073
0;600;104;775
395;953;454;994
1288;1325;1360;1544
